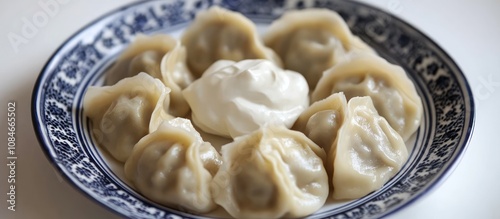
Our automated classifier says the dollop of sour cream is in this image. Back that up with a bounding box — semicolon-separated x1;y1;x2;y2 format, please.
182;59;309;138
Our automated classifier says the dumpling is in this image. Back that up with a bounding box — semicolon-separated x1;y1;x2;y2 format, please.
181;6;282;78
105;34;194;117
104;34;177;85
330;96;408;200
159;45;194;117
83;73;172;162
263;9;374;89
312;54;422;141
211;125;328;219
124;118;222;213
292;92;347;153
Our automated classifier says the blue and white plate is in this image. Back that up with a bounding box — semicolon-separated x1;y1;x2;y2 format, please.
32;0;475;218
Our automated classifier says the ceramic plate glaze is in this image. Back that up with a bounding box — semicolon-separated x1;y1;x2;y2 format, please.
32;0;475;218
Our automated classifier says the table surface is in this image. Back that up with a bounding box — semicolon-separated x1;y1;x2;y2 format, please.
1;0;499;218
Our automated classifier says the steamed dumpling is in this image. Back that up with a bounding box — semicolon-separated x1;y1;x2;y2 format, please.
312;54;422;141
181;6;282;78
330;97;408;199
124;118;222;213
159;45;194;117
105;34;194;117
292;92;347;153
83;73;172;162
211;125;328;219
104;34;177;85
264;9;373;89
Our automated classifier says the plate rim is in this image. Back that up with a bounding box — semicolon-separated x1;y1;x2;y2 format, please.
31;0;476;218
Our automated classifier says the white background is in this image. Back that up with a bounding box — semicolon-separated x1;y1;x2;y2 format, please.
0;0;499;218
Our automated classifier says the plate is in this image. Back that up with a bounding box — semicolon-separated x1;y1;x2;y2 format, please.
32;0;475;218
